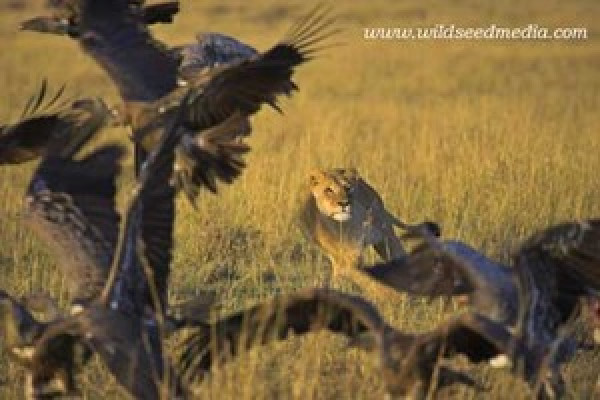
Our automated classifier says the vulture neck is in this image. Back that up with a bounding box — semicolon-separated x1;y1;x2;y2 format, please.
79;0;178;102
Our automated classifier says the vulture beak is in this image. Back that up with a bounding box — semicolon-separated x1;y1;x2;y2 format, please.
20;16;77;37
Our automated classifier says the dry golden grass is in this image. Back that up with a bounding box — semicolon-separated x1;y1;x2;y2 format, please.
1;0;600;398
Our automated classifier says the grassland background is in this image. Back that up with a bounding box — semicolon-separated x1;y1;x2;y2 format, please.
1;0;599;398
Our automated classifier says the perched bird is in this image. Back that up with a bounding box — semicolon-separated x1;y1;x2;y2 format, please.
359;220;600;398
21;1;336;202
175;288;523;399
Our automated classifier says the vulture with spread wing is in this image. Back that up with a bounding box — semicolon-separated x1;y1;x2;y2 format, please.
27;109;185;399
22;1;336;202
357;221;600;398
175;288;542;399
0;76;282;397
0;94;187;398
171;219;600;398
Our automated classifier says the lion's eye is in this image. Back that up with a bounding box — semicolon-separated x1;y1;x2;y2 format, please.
325;187;334;195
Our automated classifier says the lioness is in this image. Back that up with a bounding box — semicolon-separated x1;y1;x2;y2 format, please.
301;168;438;287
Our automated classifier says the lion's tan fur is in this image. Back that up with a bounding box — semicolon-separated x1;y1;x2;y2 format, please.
300;168;406;285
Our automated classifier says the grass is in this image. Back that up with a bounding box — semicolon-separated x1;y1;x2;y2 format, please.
1;0;600;398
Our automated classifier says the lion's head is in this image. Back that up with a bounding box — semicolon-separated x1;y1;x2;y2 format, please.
309;168;359;222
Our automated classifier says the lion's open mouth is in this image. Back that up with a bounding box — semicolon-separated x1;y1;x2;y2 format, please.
332;211;351;222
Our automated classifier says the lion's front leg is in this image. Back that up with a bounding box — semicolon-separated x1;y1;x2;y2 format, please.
326;252;362;289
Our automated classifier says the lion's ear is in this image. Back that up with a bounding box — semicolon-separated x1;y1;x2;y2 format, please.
309;168;325;186
309;169;325;187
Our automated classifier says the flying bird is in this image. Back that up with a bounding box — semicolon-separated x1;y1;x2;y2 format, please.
8;98;183;399
21;1;336;202
0;79;268;397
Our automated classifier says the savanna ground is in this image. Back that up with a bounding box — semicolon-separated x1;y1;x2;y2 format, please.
1;0;600;398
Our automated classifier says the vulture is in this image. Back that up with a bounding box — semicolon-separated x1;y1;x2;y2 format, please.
174;287;534;399
357;221;600;398
0;90;189;398
0;79;175;397
19;116;181;399
171;220;600;398
22;1;336;202
0;73;284;397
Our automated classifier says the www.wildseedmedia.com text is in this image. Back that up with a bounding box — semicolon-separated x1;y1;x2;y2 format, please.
364;24;588;40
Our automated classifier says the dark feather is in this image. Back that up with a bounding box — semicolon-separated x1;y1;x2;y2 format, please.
176;32;258;79
141;1;180;25
33;304;182;400
361;217;600;397
21;1;180;37
100;91;192;315
176;289;376;381
175;288;515;397
24;145;125;305
0;82;108;165
0;291;46;354
0;291;81;398
176;7;337;130
516;219;600;294
364;247;474;298
25;92;191;400
148;6;336;201
20;16;76;36
174;112;251;202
